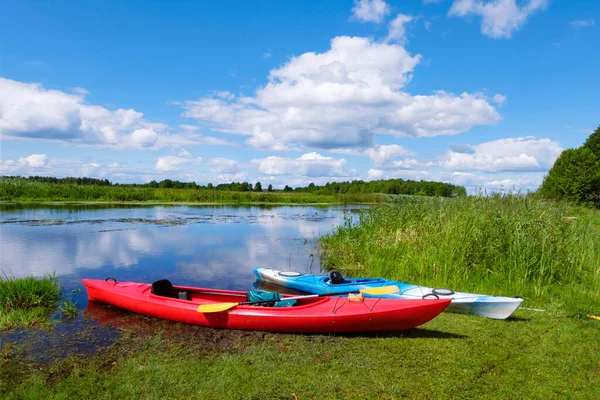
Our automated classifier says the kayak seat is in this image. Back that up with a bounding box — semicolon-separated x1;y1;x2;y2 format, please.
328;270;345;284
151;279;179;299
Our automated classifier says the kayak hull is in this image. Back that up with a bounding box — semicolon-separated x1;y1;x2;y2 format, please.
83;279;450;333
254;269;522;320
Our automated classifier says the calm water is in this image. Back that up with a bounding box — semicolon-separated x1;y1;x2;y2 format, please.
0;204;360;307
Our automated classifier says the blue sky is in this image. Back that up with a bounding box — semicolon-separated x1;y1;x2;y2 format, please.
1;0;598;191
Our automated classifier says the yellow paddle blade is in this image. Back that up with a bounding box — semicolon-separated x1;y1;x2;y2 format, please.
359;285;400;295
588;314;600;321
197;302;239;313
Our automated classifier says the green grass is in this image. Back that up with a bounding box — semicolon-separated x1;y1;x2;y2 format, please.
0;177;385;204
2;310;599;399
320;194;600;316
0;275;61;330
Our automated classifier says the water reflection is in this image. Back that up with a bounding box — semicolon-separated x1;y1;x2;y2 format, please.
0;205;360;306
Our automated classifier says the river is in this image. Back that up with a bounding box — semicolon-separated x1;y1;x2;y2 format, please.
0;204;360;307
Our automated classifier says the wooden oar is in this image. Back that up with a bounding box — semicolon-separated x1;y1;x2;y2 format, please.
197;285;401;313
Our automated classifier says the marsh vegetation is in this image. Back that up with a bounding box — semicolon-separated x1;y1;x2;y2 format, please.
320;194;600;316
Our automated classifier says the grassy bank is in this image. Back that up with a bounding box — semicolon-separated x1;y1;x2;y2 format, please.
0;276;61;330
320;195;600;316
0;178;385;204
2;309;598;399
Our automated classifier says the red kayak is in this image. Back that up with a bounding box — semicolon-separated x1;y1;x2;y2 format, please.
83;278;450;333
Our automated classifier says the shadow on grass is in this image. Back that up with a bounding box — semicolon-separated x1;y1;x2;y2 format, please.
330;328;468;340
503;316;530;322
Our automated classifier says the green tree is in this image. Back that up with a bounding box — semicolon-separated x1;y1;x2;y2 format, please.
539;147;600;205
283;185;293;192
583;125;600;158
267;184;273;192
254;182;262;192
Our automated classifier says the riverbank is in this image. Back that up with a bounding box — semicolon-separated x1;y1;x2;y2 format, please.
2;305;598;399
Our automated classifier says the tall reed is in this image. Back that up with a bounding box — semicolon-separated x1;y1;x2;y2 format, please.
320;194;600;315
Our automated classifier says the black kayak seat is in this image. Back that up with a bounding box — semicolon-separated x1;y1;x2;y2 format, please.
151;279;179;298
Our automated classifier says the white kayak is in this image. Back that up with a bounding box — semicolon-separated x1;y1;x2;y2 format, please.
254;268;523;320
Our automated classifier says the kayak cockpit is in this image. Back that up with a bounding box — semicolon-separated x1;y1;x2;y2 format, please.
148;279;327;309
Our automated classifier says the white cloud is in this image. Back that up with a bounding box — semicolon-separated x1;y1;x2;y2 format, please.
263;51;273;59
424;21;432;30
155;153;202;172
130;128;159;148
209;158;239;174
252;152;349;177
108;162;120;168
0;154;51;173
351;0;390;23
246;127;291;151
367;168;386;180
493;94;507;107
486;177;533;188
214;172;248;183
0;78;166;149
180;36;500;150
386;14;414;44
392;158;435;169
365;144;413;168
449;0;548;39
19;154;49;168
441;136;562;172
178;148;191;157
570;19;595;27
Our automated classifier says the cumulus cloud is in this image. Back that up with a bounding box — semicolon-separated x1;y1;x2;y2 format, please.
365;144;413;168
209;158;239;174
180;36;500;150
386;14;414;44
351;0;390;23
441;136;562;172
252;152;349;177
392;158;435;169
493;94;507;106
20;154;49;168
0;154;51;174
0;78;166;149
155;152;202;172
246;127;292;151
449;0;548;39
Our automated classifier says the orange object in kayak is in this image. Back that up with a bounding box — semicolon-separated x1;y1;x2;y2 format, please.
83;278;451;333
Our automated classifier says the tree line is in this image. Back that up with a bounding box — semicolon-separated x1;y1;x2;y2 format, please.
539;125;600;207
3;175;465;198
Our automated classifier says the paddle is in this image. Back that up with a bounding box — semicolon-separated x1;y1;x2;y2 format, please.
197;285;400;313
